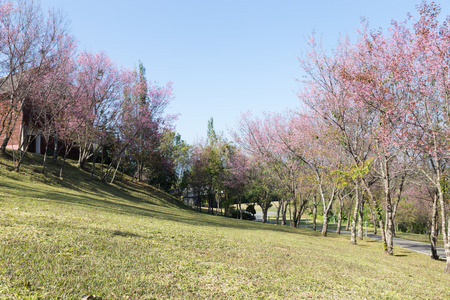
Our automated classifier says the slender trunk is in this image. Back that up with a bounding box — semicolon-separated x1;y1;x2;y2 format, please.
59;154;67;179
437;184;450;273
281;200;288;226
59;142;75;179
42;142;49;174
322;209;329;237
110;155;122;184
361;177;387;251
215;192;219;216
52;136;59;162
368;205;377;235
288;201;292;227
391;174;405;238
358;198;364;240
238;197;242;220
210;193;214;215
292;196;305;228
89;145;102;181
385;208;394;255
276;201;281;225
430;190;439;260
336;194;343;234
101;146;104;175
14;131;38;172
345;210;351;231
312;195;317;231
345;201;352;231
299;199;308;226
350;187;360;245
291;196;298;227
320;187;335;237
262;207;268;223
196;188;202;212
1;134;10;153
380;154;394;255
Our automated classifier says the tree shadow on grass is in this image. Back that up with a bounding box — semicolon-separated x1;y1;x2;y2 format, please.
29;190;330;238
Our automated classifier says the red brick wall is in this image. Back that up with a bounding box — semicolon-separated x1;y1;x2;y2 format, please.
0;100;24;150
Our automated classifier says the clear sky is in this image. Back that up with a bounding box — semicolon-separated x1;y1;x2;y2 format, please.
38;0;450;145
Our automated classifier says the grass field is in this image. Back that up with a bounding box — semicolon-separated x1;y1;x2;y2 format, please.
1;152;449;299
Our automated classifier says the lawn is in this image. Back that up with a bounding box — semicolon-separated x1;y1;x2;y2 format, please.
0;152;449;299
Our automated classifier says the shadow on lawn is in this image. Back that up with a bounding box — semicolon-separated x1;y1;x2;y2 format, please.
27;186;326;237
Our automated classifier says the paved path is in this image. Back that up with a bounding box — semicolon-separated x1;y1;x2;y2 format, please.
365;233;446;258
255;218;447;258
325;229;446;258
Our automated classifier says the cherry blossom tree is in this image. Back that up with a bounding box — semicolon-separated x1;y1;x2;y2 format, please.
0;1;72;154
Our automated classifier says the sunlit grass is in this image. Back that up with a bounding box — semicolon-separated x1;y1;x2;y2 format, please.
0;152;449;299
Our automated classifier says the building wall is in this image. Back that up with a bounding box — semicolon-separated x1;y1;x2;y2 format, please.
0;101;24;150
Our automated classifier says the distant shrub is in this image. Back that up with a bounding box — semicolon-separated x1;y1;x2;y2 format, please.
246;204;256;215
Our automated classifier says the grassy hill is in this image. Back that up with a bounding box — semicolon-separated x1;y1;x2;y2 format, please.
0;153;449;299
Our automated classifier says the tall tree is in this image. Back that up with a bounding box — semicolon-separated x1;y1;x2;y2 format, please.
0;0;74;158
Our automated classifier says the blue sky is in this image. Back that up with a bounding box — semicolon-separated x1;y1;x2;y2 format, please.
39;0;450;144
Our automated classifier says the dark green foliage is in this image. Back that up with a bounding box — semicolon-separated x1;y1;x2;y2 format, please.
246;204;256;215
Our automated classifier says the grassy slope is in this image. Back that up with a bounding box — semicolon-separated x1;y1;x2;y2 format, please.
0;153;449;299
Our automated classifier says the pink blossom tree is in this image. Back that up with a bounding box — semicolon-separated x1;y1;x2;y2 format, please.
0;0;74;160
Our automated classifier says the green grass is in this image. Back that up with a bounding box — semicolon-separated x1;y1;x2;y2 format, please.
0;152;449;299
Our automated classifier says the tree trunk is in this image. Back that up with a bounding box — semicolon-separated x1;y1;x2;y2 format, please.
89;148;100;181
59;153;67;179
312;195;317;231
238;197;242;220
346;206;351;231
276;201;281;225
336;194;343;234
41;142;49;174
59;143;74;179
52;136;60;162
358;198;364;240
1;132;10;153
350;187;360;245
14;132;36;172
368;205;377;235
322;207;329;237
430;190;439;260
110;155;122;184
282;200;288;226
445;217;450;273
261;202;270;223
380;154;395;255
385;209;394;255
320;187;335;237
437;184;450;273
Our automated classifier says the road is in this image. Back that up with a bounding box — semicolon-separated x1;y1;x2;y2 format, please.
253;214;447;258
365;233;446;258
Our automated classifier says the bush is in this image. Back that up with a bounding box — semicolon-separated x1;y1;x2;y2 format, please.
246;204;256;215
230;210;256;221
